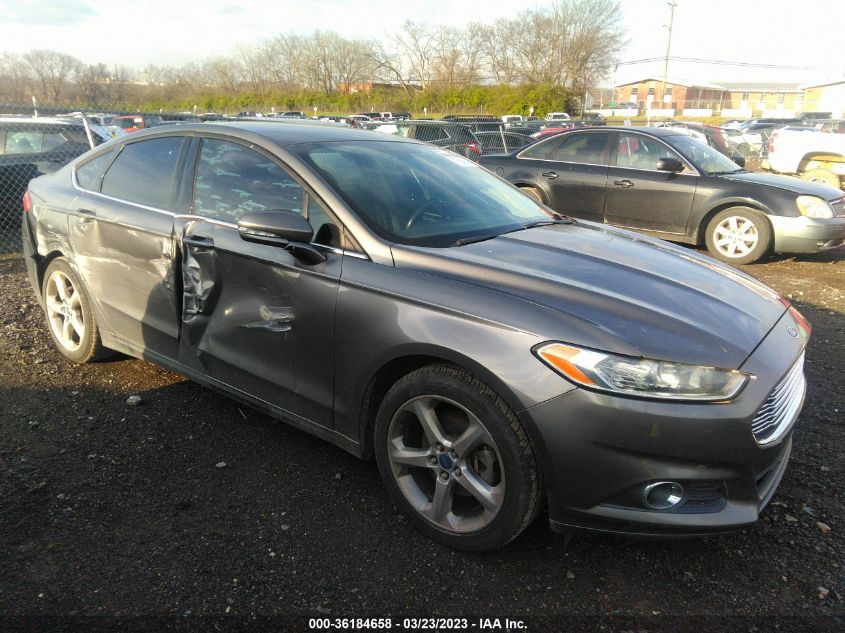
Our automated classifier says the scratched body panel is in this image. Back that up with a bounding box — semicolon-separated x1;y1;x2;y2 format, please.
178;220;341;429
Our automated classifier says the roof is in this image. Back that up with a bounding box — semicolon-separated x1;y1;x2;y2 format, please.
615;78;805;93
129;120;415;147
717;81;803;93
616;77;725;90
802;79;845;90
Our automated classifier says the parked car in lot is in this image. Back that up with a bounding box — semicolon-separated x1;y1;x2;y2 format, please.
0;117;109;251
480;126;845;264
767;127;845;190
23;121;810;549
110;114;164;133
545;112;571;121
722;126;764;156
367;120;482;161
1;117;108;218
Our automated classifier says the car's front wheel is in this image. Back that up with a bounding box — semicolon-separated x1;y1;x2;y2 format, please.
704;207;771;264
42;258;109;363
374;365;541;551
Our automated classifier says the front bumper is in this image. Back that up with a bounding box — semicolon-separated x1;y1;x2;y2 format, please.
520;308;808;537
769;215;845;253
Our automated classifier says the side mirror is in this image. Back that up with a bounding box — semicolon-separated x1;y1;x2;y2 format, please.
238;210;326;264
656;157;684;173
732;154;746;168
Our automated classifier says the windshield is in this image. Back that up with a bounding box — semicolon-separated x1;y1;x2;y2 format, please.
667;135;742;174
295;141;550;247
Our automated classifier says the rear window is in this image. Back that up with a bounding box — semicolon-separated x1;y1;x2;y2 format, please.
2;127;85;155
76;150;115;191
101;137;184;208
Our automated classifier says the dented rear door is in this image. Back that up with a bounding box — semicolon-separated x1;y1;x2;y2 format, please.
67;135;190;359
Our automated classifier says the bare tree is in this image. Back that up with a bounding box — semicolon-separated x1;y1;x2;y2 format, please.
77;63;111;106
479;20;520;85
202;57;241;95
0;53;32;103
393;21;434;91
24;49;80;104
432;26;463;89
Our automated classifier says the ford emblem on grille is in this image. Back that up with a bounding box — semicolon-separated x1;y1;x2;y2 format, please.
786;326;799;338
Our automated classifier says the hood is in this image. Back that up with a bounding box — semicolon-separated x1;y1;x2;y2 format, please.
721;170;842;199
391;222;787;369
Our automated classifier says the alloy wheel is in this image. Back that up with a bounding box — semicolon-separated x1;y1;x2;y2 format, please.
712;215;759;259
386;395;505;533
44;270;85;352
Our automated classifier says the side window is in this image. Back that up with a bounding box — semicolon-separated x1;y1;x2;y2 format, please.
101;137;184;209
412;126;449;142
519;136;563;159
4;130;42;155
193;138;303;223
76;150;115;191
307;195;341;248
548;132;612;165
615;133;682;170
41;131;67;152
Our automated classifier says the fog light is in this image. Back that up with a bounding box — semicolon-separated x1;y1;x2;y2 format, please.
643;482;685;510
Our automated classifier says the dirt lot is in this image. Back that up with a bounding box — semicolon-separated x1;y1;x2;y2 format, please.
1;249;843;632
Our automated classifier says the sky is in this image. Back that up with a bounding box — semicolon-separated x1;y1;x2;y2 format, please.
0;0;842;87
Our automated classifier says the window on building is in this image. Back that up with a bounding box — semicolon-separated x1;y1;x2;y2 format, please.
777;93;785;104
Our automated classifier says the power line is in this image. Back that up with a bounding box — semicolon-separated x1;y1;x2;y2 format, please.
618;56;813;70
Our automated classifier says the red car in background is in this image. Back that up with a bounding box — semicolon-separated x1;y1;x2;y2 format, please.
110;115;164;134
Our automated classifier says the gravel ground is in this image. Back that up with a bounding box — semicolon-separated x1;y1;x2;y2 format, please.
1;250;843;632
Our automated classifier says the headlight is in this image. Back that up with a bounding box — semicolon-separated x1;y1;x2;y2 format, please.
796;196;834;219
535;343;750;401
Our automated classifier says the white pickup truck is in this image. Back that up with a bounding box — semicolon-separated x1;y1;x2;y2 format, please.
766;128;845;190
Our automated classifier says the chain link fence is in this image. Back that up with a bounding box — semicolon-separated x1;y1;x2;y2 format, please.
0;105;126;255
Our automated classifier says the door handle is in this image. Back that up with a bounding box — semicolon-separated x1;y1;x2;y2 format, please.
184;235;214;249
541;171;559;179
74;208;96;225
613;179;635;188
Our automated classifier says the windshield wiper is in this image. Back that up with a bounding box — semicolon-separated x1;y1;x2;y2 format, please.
453;217;574;246
710;169;746;175
453;233;502;246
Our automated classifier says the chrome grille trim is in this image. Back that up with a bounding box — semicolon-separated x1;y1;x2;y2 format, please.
751;353;806;445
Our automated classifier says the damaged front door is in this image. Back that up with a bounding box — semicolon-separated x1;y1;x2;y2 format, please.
178;137;342;429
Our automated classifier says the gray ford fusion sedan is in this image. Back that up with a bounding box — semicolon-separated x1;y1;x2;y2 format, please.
22;121;809;550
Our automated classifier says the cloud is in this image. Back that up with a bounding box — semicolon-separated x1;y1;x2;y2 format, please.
2;0;97;25
219;5;245;16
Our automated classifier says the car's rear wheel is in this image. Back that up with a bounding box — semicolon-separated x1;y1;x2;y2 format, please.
42;258;109;363
374;365;541;551
704;207;771;265
800;167;841;190
519;186;544;204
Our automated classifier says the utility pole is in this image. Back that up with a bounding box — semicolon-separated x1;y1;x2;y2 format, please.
660;1;677;109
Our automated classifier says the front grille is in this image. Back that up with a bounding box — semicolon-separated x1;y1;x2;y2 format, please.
832;198;845;217
751;353;806;445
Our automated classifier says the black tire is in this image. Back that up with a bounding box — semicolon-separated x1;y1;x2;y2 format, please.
374;364;541;551
42;258;110;363
704;206;771;265
800;167;841;190
519;186;544;204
